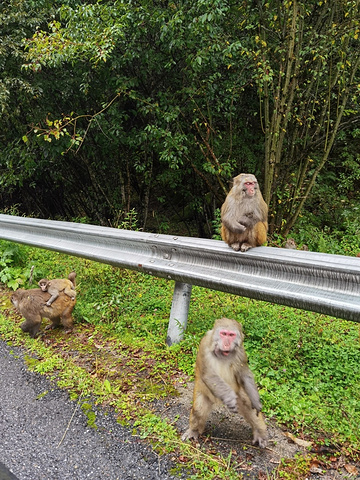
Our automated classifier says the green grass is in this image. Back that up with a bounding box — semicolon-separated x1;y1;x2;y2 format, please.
0;240;359;479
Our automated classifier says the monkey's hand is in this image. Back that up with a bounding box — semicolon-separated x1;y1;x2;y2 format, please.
222;391;239;413
251;398;262;414
45;301;52;307
204;374;238;413
44;324;56;331
236;215;256;231
241;372;262;413
224;221;247;234
222;217;247;234
233;222;247;233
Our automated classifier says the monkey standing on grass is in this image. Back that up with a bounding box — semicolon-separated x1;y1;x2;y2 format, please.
221;173;268;252
38;271;76;307
182;318;268;447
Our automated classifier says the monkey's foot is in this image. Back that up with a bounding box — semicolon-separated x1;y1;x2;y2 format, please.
230;242;241;251
252;431;268;448
240;243;252;252
181;428;199;441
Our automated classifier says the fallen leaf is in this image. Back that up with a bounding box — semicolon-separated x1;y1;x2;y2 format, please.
344;464;358;476
284;432;313;448
310;466;323;474
310;458;320;469
178;455;189;463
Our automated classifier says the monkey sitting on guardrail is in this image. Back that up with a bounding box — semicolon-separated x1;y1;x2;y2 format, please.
221;173;268;252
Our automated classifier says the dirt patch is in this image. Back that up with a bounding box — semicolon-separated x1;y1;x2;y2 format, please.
152;383;356;479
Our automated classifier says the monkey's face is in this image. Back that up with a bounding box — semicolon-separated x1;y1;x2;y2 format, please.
38;280;49;292
11;295;19;308
233;173;258;197
243;180;257;196
213;327;241;358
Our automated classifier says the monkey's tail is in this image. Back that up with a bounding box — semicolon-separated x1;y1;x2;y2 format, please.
68;271;76;286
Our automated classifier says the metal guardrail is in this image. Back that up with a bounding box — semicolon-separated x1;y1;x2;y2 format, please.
0;214;359;344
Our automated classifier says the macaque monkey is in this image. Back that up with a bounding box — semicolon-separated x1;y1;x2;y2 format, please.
284;238;297;249
182;318;268;448
11;288;76;338
221;173;268;252
38;271;76;307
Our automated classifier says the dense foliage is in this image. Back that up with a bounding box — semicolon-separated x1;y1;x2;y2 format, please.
0;0;359;238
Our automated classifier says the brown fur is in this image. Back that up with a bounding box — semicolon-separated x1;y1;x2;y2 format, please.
221;173;268;251
182;318;267;447
11;288;76;338
284;238;297;249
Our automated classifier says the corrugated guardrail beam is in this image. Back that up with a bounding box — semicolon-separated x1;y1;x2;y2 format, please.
0;215;359;344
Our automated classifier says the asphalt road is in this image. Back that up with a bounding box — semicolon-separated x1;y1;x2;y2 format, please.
0;340;183;480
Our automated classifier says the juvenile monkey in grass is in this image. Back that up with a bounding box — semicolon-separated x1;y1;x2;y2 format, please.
182;317;268;448
284;238;297;249
38;271;76;307
221;173;268;252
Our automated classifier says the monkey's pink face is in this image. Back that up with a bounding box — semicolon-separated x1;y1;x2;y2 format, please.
243;181;257;196
215;329;239;357
39;283;47;292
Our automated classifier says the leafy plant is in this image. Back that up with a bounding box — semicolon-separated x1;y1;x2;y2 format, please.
0;241;28;289
114;208;141;231
2;0;359;238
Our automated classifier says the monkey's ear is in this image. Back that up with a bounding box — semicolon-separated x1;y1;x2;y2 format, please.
231;174;244;188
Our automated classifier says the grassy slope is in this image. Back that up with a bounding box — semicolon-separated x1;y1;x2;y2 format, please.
0;244;359;479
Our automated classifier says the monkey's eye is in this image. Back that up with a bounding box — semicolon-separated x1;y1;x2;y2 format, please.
220;330;236;338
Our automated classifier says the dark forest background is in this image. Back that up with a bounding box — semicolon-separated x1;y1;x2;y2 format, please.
0;0;359;252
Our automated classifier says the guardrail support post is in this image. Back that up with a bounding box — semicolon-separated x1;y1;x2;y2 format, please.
166;282;193;346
